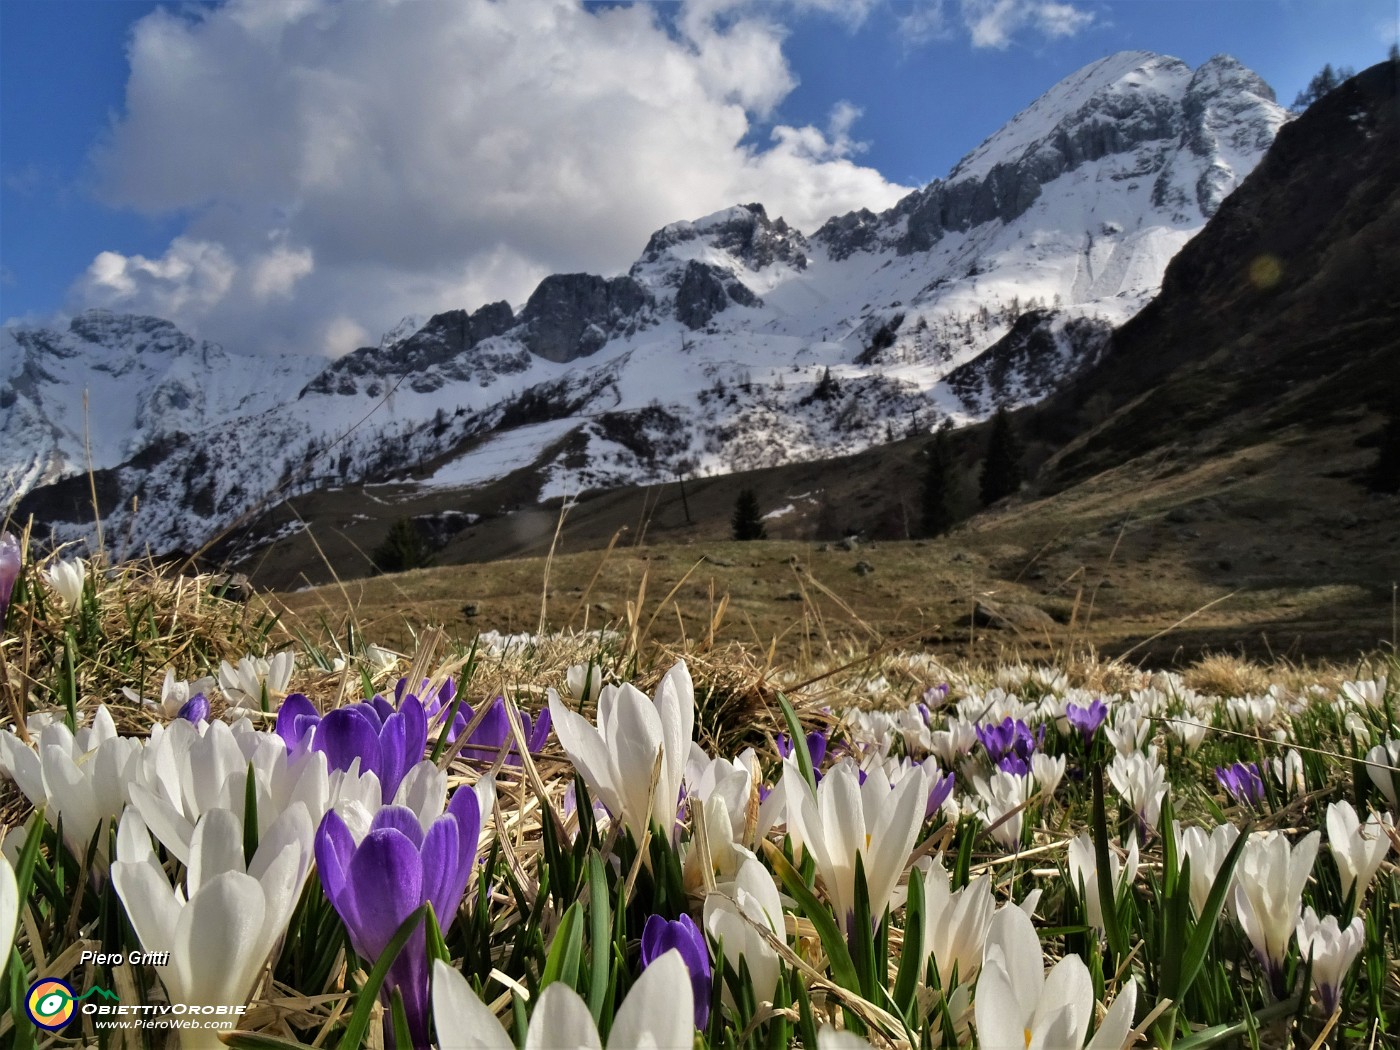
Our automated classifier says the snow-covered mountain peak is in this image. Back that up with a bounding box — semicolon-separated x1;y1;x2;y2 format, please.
632;202;809;283
947;51;1191;185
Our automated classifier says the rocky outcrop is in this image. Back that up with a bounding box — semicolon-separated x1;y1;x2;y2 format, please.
1153;55;1283;217
946;311;1113;413
518;274;653;363
302;301;516;394
674;262;760;330
635;203;808;274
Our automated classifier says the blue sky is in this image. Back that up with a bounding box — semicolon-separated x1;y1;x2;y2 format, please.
1;0;1393;356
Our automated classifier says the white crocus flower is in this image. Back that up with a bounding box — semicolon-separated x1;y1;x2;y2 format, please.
685;749;756;840
112;806;312;1049
1232;831;1320;979
920;863;995;989
1339;678;1386;710
0;708;140;875
123;668;217;719
548;661;694;845
433;946;694;1049
704;855;785;1005
1174;822;1241;918
1365;739;1400;808
43;556;87;608
1103;703;1150;756
218;651;295;711
1295;907;1365;1016
565;661;604;704
1165;714;1210;751
1067;833;1139;936
1270;749;1305;798
783;757;928;930
0;851;16;966
929;718;978;766
1107;750;1167;828
1031;753;1066;799
972;769;1030;852
975;905;1138;1050
1326;801;1393;905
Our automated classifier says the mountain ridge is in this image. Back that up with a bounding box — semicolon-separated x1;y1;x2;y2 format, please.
3;50;1286;563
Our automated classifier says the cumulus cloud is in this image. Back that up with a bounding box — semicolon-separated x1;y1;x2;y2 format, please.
76;0;912;357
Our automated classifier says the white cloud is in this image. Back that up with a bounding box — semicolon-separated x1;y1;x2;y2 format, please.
964;0;1096;48
76;0;912;357
80;238;237;318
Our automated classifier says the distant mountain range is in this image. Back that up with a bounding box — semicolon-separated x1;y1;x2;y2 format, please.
3;50;1288;559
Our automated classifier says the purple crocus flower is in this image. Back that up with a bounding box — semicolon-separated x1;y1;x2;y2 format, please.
315;696;427;800
0;532;19;625
776;729;829;771
316;788;482;1048
977;717;1039;775
176;693;209;724
441;696;553;766
921;683;950;706
926;770;956;819
1065;699;1108;744
641;913;711;1029
396;675;458;719
1216;761;1265;807
275;693;321;751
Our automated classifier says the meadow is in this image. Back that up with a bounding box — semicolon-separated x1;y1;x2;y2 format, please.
0;530;1397;1049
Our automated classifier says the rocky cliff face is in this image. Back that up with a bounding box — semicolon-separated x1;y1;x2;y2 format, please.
304;302;516;394
4;51;1290;560
815;52;1284;259
518;274;654;363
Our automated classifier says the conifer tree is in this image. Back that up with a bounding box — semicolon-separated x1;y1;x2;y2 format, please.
373;517;435;574
922;429;955;536
979;406;1024;506
731;489;767;541
813;366;838;402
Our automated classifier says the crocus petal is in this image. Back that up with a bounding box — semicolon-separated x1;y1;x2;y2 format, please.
187;809;247;896
609;686;666;842
1086;978;1138;1050
111;857;180;965
275;694;320;751
548;691;623;818
609;948;695;1049
171;870;266;1011
431;959;513;1050
974;963;1030;1050
0;732;44;805
440;785;483;912
344;828;423;960
0;852;15;965
525;983;602;1050
315;708;383;779
370;805;426;848
1035;956;1093;1048
984;906;1044;1013
420;818;462;930
315;808;358;912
